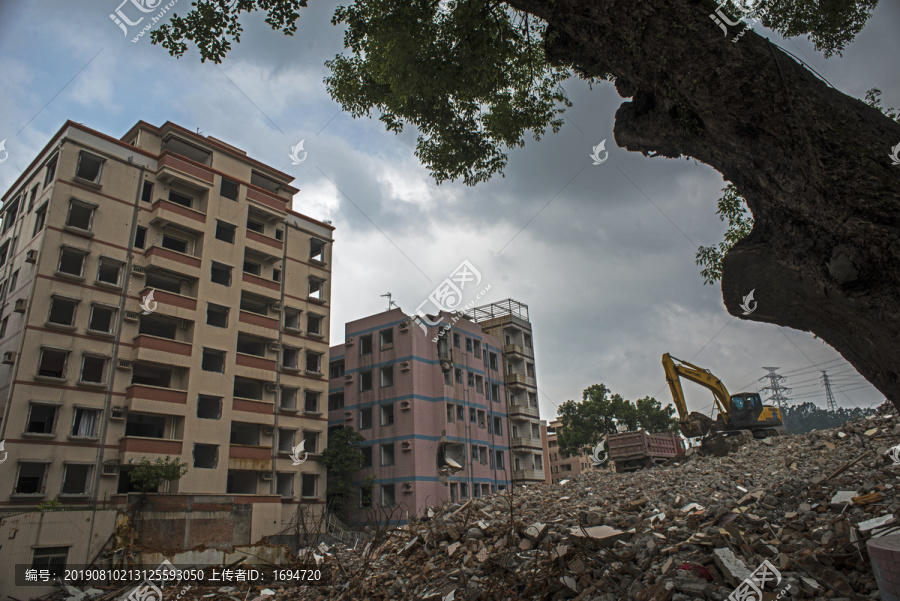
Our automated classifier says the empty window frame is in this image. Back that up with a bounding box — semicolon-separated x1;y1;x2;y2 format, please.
301;474;317;498
473;340;482;358
215;220;236;243
329;361;345;379
197;395;222;419
168;190;193;208
193;444;218;468
220;177;239;201
60;464;92;495
246;217;265;234
210;262;232;286
359;334;373;355
71;407;100;437
360;485;373;508
88;305;116;334
66;199;96;231
26;403;58;434
328;392;344;410
304;390;320;413
491;383;501;402
380;365;394;387
277;428;295;453
284;307;302;330
96;257;123;286
276;473;293;498
382;484;396;506
80;354;108;384
33;203;47;236
48;296;78;326
466;337;473;352
308;277;324;300
239;293;268;315
446;403;455;423
161;233;189;254
302;430;319;453
379;328;393;350
307;313;323;335
141;181;154;203
2;199;18;233
305;351;322;373
380;443;395;466
38;348;69;379
359;407;373;429
456;405;464;421
467;371;475;387
310;238;325;262
202;348;226;372
475;375;484;394
75;152;104;183
477;410;486;428
493;417;502;435
453;333;460;348
236;334;266;357
14;462;49;495
43;154;59;187
207;303;229;327
381;403;394;426
280;387;298;411
243;258;261;276
134;226;147;249
359;369;373;391
489;352;498;370
57;248;87;278
469;407;476;423
455;368;462;384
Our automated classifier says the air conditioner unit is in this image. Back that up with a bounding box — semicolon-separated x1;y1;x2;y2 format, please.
402;482;413;492
124;311;140;321
271;302;282;311
14;298;27;313
401;441;411;450
117;359;132;370
400;400;411;410
345;337;354;345
344;411;352;421
344;374;353;382
260;473;273;481
110;406;127;420
269;342;281;351
400;361;410;371
265;383;278;392
2;351;16;364
262;426;274;436
398;321;409;331
131;264;146;275
102;463;119;476
25;250;38;263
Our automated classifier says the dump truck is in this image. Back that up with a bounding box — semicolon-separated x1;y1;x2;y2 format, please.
607;429;685;473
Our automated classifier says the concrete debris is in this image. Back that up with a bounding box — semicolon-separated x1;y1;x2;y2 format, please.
48;405;900;600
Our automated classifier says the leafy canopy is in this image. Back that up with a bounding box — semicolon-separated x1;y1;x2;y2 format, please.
556;384;677;458
128;456;189;493
153;0;880;186
320;426;367;518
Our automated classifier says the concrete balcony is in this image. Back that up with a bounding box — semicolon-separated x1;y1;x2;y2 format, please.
246;186;288;212
142;246;201;280
126;384;188;406
505;373;537;390
118;437;183;464
137;287;198;316
149;198;207;233
511;469;543;481
508;403;540;419
238;310;279;337
131;335;193;365
503;344;534;359
235;352;277;372
228;445;273;472
510;436;543;450
241;272;281;299
245;230;283;258
156;152;214;189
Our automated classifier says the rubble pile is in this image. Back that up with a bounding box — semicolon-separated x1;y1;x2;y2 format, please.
54;408;900;601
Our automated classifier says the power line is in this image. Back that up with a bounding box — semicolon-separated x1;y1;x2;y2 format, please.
760;367;792;411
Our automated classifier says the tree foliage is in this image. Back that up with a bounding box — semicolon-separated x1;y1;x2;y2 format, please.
320;426;367;518
781;401;875;434
557;384;677;458
128;456;189;493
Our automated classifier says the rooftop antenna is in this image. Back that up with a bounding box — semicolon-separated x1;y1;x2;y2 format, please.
380;292;398;311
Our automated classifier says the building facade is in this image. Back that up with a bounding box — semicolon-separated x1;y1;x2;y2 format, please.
328;308;510;527
545;419;598;484
0;120;333;524
467;299;546;484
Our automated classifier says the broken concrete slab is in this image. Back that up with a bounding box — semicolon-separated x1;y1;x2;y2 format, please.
712;547;752;585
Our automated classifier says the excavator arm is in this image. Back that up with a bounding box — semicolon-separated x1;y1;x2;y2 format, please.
662;353;732;438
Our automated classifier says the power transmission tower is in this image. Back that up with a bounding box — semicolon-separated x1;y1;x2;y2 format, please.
822;371;839;413
760;367;792;411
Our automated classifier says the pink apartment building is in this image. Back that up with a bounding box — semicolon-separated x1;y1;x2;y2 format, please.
328;308;510;527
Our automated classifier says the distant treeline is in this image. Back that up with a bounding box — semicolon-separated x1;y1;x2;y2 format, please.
781;401;875;435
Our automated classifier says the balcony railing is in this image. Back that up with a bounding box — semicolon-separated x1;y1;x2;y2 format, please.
502;343;534;358
126;384;189;405
511;469;543;481
508;403;540;419
510;436;543;449
150;198;207;232
119;436;183;455
157;152;214;188
505;373;537;389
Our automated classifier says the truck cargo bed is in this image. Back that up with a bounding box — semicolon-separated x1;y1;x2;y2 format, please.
608;430;684;472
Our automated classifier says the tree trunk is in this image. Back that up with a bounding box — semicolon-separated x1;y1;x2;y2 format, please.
506;0;900;407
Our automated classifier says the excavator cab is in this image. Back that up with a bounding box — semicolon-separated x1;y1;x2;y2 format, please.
727;393;763;427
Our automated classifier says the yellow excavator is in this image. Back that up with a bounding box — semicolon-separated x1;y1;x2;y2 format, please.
662;353;786;443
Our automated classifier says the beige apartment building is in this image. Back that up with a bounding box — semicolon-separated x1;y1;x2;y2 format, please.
0;120;333;517
545;419;598;484
467;299;546;484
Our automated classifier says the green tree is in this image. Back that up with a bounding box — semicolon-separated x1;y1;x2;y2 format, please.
128;456;189;493
633;396;678;433
319;426;367;518
152;0;900;409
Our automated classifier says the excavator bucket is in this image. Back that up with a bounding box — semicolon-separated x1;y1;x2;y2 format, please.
678;411;717;439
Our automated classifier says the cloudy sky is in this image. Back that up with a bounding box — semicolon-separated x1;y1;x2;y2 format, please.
1;0;896;421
